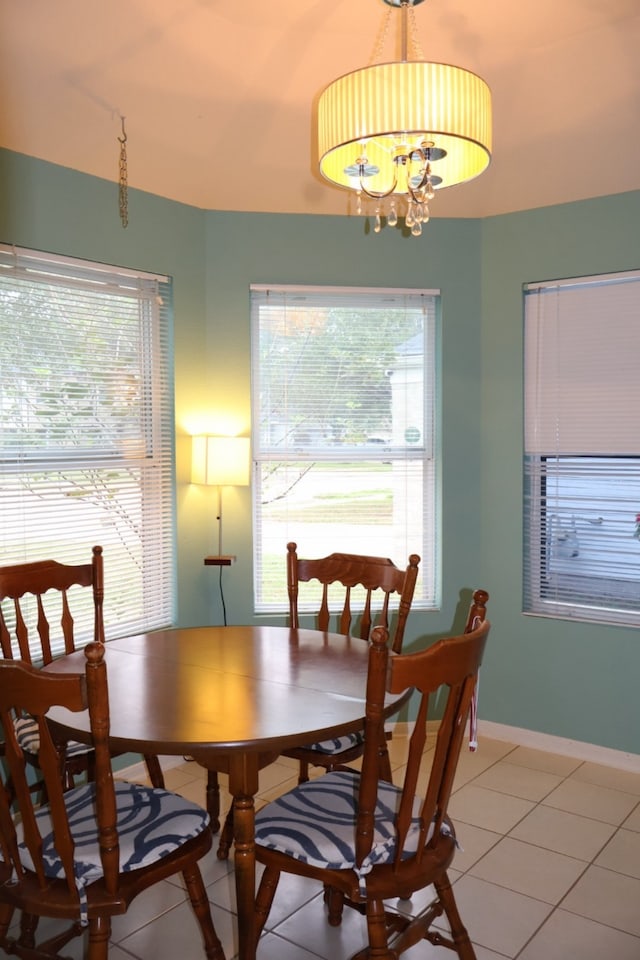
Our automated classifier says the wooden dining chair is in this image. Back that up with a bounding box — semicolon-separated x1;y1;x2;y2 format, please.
253;613;491;960
213;541;421;859
0;546;164;794
283;541;421;783
0;642;224;960
287;541;422;654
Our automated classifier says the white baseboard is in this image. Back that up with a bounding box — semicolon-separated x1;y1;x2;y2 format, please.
478;720;640;774
393;719;640;773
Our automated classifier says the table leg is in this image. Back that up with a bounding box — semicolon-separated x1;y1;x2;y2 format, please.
228;757;260;960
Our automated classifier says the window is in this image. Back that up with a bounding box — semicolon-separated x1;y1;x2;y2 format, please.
523;270;640;626
251;284;439;612
0;245;174;652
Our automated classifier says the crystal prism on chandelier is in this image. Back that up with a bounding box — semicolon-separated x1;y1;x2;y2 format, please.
316;0;492;236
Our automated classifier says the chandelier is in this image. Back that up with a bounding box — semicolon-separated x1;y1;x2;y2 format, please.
317;0;492;236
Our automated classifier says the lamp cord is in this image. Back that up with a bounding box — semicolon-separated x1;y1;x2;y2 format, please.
219;564;228;626
216;484;229;625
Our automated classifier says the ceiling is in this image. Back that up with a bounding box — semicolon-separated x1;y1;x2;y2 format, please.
1;0;639;220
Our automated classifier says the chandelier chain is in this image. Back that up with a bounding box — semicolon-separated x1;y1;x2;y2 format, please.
118;116;129;229
369;2;424;66
369;5;392;64
407;4;425;60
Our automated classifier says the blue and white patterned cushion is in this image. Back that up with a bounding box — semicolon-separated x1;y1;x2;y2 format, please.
14;715;92;759
18;780;210;924
255;769;443;893
301;731;364;756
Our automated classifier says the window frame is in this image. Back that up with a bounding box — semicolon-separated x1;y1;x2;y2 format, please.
523;269;640;627
0;244;175;655
250;283;440;614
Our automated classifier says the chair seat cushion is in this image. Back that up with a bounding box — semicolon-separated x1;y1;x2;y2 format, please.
301;731;364;756
255;770;438;890
18;781;210;923
14;715;92;759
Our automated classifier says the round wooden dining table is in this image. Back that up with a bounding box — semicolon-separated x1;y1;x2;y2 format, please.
46;624;409;960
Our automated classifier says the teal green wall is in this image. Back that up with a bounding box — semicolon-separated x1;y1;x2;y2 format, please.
201;210;483;637
480;193;640;754
2;148;639;754
0;149;208;625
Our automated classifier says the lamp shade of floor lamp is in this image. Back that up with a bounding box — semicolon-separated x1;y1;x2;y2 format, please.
191;435;251;557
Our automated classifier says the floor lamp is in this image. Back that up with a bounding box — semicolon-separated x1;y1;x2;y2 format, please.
191;434;251;608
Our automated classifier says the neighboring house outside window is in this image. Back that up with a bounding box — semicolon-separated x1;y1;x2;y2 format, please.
251;284;439;613
0;245;174;657
523;269;640;626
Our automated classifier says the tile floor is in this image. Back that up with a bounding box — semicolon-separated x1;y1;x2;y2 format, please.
6;734;640;960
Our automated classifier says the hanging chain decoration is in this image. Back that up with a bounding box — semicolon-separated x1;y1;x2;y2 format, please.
369;4;392;63
118;116;129;228
407;3;425;59
370;2;423;65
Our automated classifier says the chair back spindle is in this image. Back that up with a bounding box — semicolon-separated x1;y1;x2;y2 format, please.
0;547;104;664
287;541;420;653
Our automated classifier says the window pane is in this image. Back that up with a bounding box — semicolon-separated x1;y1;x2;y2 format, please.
523;270;640;626
0;246;174;652
524;456;640;623
252;286;438;612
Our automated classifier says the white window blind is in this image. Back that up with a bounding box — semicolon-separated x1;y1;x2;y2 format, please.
251;284;439;613
0;244;174;654
523;269;640;625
